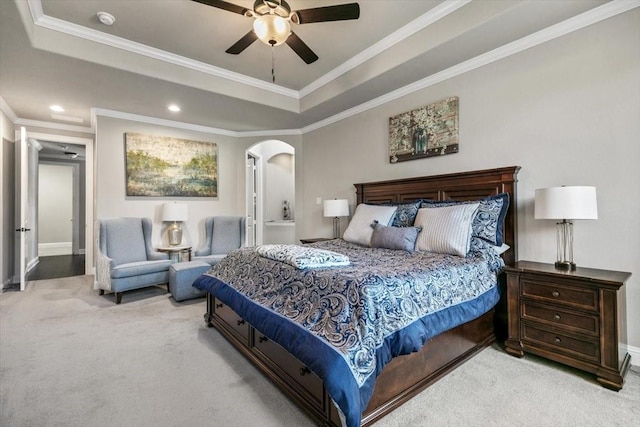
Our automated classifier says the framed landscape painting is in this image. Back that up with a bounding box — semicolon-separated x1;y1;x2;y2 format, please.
125;133;217;197
388;96;459;163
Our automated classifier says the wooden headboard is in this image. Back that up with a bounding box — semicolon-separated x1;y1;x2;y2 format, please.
354;166;521;266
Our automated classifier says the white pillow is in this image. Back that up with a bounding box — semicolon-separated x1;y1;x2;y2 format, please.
414;203;480;257
342;204;397;247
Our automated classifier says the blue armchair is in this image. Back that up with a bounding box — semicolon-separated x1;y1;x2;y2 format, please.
95;217;174;304
193;216;246;265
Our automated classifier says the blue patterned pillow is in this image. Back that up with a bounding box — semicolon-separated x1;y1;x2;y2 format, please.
370;221;421;252
384;200;421;227
420;193;509;246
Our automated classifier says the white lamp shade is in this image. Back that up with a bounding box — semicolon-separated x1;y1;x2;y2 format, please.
323;199;349;218
162;203;188;222
534;186;598;220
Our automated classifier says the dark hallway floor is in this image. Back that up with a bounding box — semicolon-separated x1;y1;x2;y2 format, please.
26;254;85;281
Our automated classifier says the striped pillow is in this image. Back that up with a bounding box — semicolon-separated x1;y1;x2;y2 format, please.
414;203;480;257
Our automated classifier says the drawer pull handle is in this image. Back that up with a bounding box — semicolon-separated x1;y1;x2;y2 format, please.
552;291;560;297
237;319;246;326
258;336;268;343
553;314;561;320
215;303;223;309
554;337;562;343
299;366;311;377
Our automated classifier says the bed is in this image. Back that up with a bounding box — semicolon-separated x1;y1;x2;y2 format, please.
194;166;520;426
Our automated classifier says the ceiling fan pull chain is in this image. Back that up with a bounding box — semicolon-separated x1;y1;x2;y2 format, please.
272;45;276;83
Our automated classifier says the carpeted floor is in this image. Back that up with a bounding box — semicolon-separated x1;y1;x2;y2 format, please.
1;276;638;427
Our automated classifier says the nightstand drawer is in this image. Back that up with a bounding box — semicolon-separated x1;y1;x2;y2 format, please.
522;301;598;336
522;323;599;362
521;279;598;311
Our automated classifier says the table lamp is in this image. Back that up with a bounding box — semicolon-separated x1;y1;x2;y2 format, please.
534;186;598;270
162;202;188;245
323;199;349;239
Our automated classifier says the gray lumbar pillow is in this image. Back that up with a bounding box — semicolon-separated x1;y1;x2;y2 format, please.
370;221;421;252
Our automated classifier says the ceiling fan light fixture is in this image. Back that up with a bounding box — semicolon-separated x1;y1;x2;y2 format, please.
253;14;291;46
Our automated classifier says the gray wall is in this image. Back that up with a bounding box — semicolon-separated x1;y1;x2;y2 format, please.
300;11;640;349
95;116;245;249
1;109;15;286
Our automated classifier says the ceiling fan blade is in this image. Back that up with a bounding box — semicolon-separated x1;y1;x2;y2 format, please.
293;3;360;24
285;32;319;64
226;31;258;54
191;0;249;16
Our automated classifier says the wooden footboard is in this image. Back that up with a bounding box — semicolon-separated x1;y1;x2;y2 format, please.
205;293;495;426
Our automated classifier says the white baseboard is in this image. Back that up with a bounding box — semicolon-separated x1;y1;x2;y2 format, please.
79;249;86;255
38;242;72;256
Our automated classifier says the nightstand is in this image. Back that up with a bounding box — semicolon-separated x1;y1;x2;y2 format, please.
299;237;332;244
504;261;631;390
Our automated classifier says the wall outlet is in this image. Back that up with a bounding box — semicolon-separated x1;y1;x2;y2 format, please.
316;197;322;205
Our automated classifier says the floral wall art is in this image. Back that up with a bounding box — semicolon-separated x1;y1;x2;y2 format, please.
388;96;459;163
124;132;218;197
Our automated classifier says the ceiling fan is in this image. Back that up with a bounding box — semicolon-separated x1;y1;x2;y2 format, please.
193;0;360;64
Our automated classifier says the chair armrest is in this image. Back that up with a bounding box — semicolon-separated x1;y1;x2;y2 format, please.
95;249;115;291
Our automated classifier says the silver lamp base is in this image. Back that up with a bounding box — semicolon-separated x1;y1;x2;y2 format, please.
555;220;576;270
168;222;183;246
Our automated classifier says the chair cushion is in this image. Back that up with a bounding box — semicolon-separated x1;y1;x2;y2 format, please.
103;218;147;265
110;259;173;279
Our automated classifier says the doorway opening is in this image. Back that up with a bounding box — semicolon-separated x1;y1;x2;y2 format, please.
246;140;295;246
28;142;87;281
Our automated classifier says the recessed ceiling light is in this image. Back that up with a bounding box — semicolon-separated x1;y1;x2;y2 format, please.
97;11;115;26
168;104;181;112
49;105;65;112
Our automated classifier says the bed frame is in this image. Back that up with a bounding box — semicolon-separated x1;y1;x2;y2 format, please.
204;166;520;426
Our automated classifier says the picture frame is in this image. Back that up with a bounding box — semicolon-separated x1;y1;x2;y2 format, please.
388;96;459;163
124;132;217;197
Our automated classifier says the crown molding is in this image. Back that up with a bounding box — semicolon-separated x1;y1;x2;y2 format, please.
91;108;302;138
0;97;19;123
28;0;471;103
27;1;298;100
302;0;640;134
299;0;472;97
15;117;94;134
13;1;639;139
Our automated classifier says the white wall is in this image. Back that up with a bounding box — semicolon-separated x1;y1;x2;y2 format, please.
300;11;640;349
38;163;73;255
95;116;247;250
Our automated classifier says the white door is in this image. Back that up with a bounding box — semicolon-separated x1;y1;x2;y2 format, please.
246;154;257;246
16;127;30;291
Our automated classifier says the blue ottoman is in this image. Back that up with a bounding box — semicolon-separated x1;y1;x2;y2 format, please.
169;261;210;302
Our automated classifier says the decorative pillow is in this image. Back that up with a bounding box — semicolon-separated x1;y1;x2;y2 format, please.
414;203;480;257
370;221;421;251
421;193;509;246
385;200;421;227
343;204;397;247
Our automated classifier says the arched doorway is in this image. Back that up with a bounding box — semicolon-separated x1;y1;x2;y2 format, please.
246;140;295;246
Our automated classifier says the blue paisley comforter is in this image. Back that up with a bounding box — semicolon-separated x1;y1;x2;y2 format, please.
194;237;504;427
